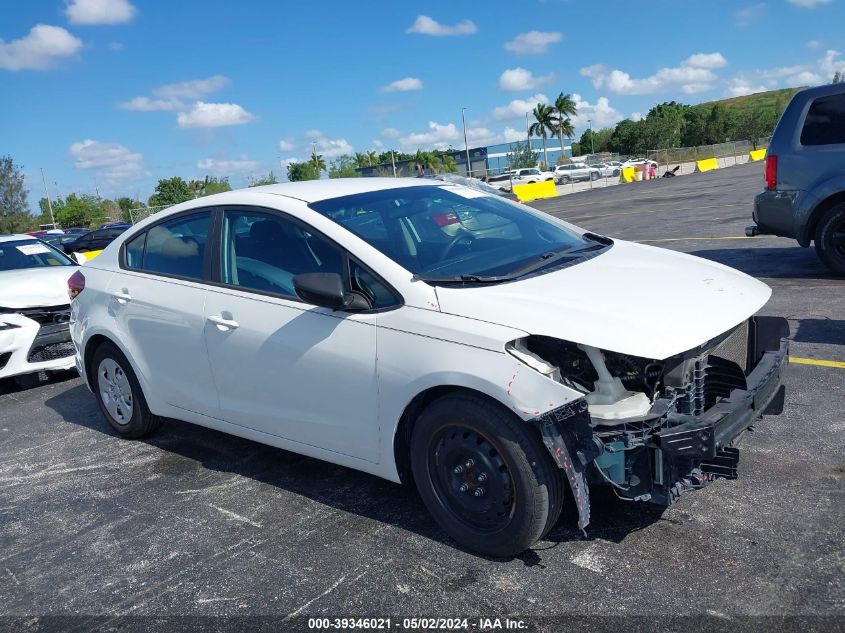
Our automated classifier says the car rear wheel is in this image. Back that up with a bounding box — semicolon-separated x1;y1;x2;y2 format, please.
92;342;161;438
410;393;564;557
559;176;571;184
590;172;599;181
814;203;845;276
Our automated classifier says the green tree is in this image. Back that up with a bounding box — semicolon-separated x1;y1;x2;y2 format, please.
53;194;102;228
505;141;539;169
438;155;458;173
735;108;780;149
249;171;278;187
116;196;145;223
287;161;320;182
529;103;556;169
328;155;361;178
353;152;370;168
201;176;232;196
310;151;326;175
552;92;578;160
0;156;32;233
149;176;193;207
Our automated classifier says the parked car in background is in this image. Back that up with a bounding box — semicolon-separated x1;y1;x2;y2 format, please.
63;227;90;235
100;222;133;230
70;178;788;556
511;167;555;183
554;163;600;183
0;235;78;386
41;234;82;250
750;83;845;275
431;173;519;201
589;163;622;177
62;225;130;256
486;173;518;191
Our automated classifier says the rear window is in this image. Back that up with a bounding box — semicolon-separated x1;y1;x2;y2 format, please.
800;93;845;146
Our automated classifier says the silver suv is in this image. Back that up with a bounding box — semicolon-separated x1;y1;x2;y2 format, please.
751;83;845;275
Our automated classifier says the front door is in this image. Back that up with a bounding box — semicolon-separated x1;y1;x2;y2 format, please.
203;207;380;463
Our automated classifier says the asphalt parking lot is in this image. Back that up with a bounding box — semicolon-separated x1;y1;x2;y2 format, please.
1;161;843;630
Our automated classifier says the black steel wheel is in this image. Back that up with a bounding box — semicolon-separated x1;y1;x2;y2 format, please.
815;202;845;276
410;392;564;557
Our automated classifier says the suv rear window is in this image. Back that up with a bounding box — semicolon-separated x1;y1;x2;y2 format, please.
800;93;845;146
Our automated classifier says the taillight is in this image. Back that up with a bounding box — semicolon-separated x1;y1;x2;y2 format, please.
432;211;460;227
68;270;85;300
765;155;777;190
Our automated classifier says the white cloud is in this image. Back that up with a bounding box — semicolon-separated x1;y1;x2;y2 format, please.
630;112;643;122
581;55;723;95
406;15;477;36
498;67;554;91
568;94;624;131
69;139;148;187
65;0;137;24
724;77;769;97
0;24;82;71
787;0;831;7
503;126;526;142
382;127;401;138
305;129;321;138
819;48;845;76
683;52;727;69
735;3;766;26
177;102;257;128
491;93;549;121
725;49;845;95
313;136;354;158
371;139;384;149
790;70;823;84
504;31;562;55
399;122;461;149
197;156;261;176
278;139;295;151
807;39;822;49
120;75;230;111
382;77;423;92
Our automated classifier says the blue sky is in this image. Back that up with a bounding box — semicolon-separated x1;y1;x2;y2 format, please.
2;0;844;205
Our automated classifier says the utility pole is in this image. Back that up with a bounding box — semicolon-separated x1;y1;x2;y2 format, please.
39;168;55;228
391;150;397;178
461;107;471;178
588;118;595;156
312;141;318;176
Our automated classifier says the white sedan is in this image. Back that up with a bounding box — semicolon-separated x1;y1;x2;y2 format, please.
70;178;789;556
0;235;78;385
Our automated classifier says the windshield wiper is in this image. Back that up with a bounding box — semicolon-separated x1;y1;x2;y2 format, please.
412;273;513;284
506;242;606;279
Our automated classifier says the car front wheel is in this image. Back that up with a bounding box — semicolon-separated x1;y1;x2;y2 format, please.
590;172;599;181
814;202;845;276
92;341;161;438
410;393;564;557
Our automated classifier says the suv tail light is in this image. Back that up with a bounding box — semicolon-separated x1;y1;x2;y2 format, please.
765;155;777;190
68;270;85;300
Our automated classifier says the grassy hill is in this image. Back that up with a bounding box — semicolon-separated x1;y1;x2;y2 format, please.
695;87;802;116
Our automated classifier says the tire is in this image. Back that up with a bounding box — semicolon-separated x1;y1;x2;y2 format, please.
91;341;161;438
410;393;564;557
590;172;599;181
814;203;845;276
612;169;620;177
560;176;571;184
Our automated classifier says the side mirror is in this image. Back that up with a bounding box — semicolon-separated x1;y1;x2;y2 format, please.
293;272;353;310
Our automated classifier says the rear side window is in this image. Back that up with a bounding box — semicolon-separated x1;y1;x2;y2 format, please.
801;94;845;146
125;212;211;280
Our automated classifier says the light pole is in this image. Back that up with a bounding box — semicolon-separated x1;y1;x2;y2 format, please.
40;168;55;228
461;107;471;178
588;118;594;156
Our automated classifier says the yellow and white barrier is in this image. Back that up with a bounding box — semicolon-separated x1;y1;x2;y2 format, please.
619;167;638;183
512;180;559;202
72;250;103;264
749;149;767;162
695;158;719;172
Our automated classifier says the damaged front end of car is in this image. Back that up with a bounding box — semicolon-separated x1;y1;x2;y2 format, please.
507;316;790;531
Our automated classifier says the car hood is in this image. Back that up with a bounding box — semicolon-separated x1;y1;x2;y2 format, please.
0;266;75;309
433;240;772;360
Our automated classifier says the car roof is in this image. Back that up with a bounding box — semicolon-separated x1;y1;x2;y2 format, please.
246;177;436;204
0;234;40;243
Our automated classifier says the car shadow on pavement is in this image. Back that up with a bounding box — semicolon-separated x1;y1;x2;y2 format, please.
45;383;665;559
689;246;837;279
790;318;845;346
0;369;78;397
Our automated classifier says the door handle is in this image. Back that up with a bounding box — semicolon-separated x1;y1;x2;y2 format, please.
112;290;132;303
208;314;239;330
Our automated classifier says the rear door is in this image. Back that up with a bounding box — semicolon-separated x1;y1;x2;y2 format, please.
202;206;384;462
108;209;218;416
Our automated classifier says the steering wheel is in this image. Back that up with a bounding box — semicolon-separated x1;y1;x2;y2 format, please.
440;231;477;260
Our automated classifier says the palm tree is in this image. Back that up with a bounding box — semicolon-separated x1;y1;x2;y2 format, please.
553;92;578;162
439;155;458;173
366;150;378;166
529;103;556;169
353;152;369;168
311;151;326;174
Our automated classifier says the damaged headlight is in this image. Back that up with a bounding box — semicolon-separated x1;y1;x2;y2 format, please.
506;336;660;421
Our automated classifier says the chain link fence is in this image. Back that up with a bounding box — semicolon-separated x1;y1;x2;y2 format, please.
125;204;171;224
647;137;771;176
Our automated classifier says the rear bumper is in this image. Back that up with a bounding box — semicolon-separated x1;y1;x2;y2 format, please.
754;189;818;245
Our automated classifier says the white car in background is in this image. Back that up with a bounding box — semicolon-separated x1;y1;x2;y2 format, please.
70;178;789;556
589;163;622;178
554;163;600;183
0;235;78;386
511;167;555;183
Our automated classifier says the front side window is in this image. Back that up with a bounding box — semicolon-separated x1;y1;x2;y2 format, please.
801;94;845;146
0;239;74;271
310;185;607;283
126;212;211;280
221;210;345;297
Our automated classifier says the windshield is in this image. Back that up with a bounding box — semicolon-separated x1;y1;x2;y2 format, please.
0;239;75;271
309;185;607;281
